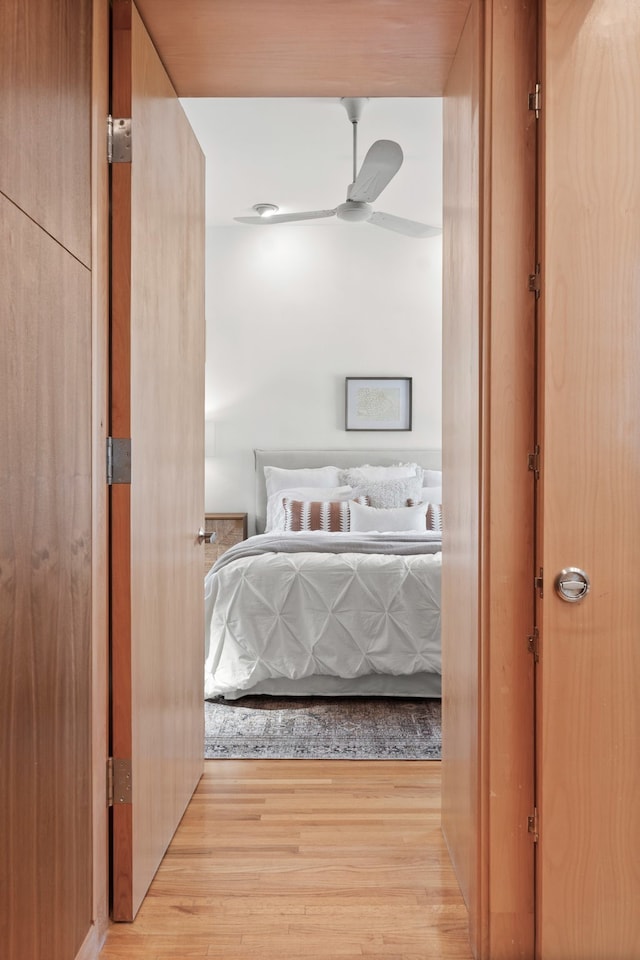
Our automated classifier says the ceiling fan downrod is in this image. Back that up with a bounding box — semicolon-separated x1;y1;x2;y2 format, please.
341;97;369;185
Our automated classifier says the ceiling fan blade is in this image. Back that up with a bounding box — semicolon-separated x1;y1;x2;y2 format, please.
235;209;337;225
348;140;404;203
368;211;442;239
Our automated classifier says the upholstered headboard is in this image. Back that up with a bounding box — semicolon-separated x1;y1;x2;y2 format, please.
254;448;442;534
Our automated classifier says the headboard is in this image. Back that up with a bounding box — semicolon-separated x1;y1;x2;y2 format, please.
254;448;442;534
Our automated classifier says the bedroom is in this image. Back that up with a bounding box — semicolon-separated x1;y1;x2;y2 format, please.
180;94;444;733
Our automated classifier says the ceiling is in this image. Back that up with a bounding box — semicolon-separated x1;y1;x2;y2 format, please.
135;0;470;97
181;97;443;231
139;1;457;234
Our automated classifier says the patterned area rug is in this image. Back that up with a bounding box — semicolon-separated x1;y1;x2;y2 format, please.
204;696;441;760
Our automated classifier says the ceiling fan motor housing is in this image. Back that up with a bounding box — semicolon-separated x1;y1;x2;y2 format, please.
336;200;372;222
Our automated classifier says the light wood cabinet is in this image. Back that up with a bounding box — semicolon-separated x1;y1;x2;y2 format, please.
204;512;248;570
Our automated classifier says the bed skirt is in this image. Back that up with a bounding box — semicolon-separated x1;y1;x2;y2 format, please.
211;671;441;701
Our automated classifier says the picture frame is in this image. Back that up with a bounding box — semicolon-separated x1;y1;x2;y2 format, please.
345;377;413;431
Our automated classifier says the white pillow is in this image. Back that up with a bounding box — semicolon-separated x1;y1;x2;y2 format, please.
354;475;423;508
349;500;429;533
421;485;442;505
423;470;442;487
340;462;422;484
341;463;422;483
266;485;354;532
264;465;341;501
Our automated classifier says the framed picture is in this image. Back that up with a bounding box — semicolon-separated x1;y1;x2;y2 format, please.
345;377;412;431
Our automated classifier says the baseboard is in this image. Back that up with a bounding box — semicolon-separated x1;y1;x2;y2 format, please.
74;918;110;960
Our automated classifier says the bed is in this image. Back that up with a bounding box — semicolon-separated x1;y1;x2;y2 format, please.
204;449;442;700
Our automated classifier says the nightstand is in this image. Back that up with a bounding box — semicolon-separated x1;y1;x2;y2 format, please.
203;512;248;571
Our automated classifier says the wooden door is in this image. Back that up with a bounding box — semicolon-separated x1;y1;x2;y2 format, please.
537;1;640;955
110;0;205;921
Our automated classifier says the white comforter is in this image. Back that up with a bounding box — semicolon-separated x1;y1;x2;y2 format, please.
204;532;442;699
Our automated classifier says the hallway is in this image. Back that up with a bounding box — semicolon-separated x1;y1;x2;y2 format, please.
100;759;472;958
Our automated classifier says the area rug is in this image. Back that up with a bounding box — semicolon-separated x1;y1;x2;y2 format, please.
204;696;441;760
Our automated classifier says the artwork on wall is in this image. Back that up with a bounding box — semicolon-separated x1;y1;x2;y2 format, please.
345;377;413;431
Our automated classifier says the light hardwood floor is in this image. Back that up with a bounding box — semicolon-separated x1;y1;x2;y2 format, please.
100;760;472;959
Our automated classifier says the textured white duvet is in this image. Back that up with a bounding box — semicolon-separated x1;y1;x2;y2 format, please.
204;534;442;699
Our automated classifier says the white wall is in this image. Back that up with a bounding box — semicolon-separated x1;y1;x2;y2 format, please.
205;221;442;531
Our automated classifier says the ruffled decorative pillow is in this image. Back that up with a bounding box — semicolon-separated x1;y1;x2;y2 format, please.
353;474;424;508
339;462;423;485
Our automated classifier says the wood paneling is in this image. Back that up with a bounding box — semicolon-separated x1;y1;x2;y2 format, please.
0;0;92;265
537;2;640;955
134;0;471;97
0;193;92;960
442;3;537;956
110;0;206;920
100;760;473;959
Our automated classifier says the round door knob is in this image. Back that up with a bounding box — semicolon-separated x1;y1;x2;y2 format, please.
554;567;590;603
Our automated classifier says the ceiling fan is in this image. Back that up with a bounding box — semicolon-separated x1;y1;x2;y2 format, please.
234;98;442;239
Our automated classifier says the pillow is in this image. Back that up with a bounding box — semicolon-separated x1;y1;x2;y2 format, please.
266;485;354;532
264;465;341;500
420;485;442;505
283;496;370;533
339;462;422;485
427;503;443;532
355;475;423;508
349;500;429;533
423;469;442;487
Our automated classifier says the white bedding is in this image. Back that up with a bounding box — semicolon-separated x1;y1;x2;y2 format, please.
204;532;442;699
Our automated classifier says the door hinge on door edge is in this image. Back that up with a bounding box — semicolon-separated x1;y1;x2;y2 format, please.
527;445;540;479
527;627;539;662
528;808;539;842
528;264;541;298
528;82;541;119
107;115;132;164
107;757;133;807
535;568;544;598
106;437;132;485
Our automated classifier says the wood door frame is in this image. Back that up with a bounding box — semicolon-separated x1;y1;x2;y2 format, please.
89;1;537;956
442;3;537;956
85;0;111;956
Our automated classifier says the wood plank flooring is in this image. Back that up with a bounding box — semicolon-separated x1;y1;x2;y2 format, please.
100;760;472;959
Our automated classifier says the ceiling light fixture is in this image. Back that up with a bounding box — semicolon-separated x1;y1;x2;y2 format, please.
252;203;279;218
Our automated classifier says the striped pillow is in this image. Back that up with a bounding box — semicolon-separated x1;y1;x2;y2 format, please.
283;496;369;532
426;503;443;532
406;500;443;532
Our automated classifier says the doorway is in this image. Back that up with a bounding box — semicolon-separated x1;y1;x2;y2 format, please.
103;2;538;956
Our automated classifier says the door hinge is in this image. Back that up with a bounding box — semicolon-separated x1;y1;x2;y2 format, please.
528;808;539;842
527;626;539;662
106;437;132;485
107;757;133;807
107;115;132;164
528;264;541;299
527;445;540;479
535;568;544;598
528;82;541;119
